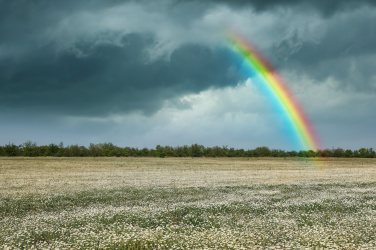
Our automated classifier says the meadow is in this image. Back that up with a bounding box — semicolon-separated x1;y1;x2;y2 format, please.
1;157;376;249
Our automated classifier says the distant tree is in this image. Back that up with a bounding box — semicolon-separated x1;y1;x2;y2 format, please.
139;147;150;157
155;145;166;158
298;150;316;157
271;149;279;157
359;148;368;158
287;150;298;157
89;143;103;157
163;146;176;157
356;148;375;158
121;147;132;157
254;146;271;157
175;146;187;157
111;146;123;157
22;141;39;157
130;147;140;157
3;143;20;156
271;149;286;157
319;149;332;157
221;146;229;157
227;147;237;157
190;144;204;157
56;142;66;157
237;148;246;157
38;145;49;156
298;150;307;157
245;149;255;157
211;146;226;157
277;150;287;157
332;147;345;157
46;143;60;156
306;150;317;157
367;148;375;158
203;147;213;157
66;144;87;157
2;141;376;159
345;149;353;157
353;150;360;157
182;145;190;157
102;143;117;156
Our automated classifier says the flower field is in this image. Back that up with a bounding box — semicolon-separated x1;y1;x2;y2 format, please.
1;157;376;249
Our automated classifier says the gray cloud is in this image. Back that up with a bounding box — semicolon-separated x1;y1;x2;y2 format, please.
0;32;241;116
0;0;245;117
271;7;376;92
202;0;376;16
1;0;375;109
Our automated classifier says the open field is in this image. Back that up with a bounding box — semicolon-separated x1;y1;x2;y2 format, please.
1;157;376;249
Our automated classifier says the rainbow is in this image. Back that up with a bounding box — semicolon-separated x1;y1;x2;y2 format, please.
228;32;321;151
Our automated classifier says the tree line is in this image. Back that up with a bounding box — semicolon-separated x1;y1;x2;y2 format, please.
0;141;375;158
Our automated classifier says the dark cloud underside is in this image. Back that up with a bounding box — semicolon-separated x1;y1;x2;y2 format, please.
271;10;376;91
203;0;376;16
0;33;241;116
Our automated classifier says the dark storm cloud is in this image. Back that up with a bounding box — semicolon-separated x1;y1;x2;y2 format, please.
1;0;375;117
0;32;241;116
271;9;376;92
0;0;244;117
0;0;85;41
204;0;376;16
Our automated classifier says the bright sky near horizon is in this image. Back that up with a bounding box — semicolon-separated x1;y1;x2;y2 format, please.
1;0;375;150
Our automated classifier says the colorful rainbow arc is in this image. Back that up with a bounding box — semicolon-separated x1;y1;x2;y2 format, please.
228;32;321;151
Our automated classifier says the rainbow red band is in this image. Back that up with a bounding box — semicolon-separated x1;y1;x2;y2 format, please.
228;31;321;151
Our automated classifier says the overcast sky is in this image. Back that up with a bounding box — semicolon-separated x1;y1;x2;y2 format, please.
1;0;375;150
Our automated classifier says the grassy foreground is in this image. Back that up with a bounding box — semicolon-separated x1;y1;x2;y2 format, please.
1;157;376;249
